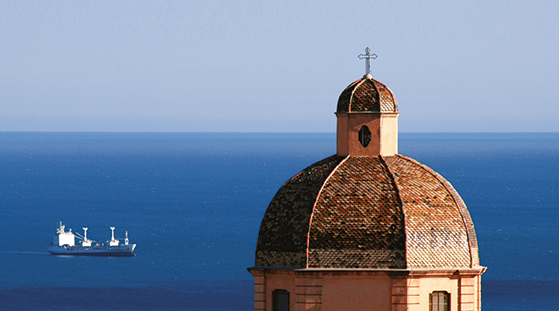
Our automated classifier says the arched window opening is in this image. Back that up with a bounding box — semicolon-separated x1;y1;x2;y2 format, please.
429;291;450;311
358;126;371;147
273;289;290;311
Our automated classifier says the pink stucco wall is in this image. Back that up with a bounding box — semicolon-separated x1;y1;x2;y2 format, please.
248;268;485;311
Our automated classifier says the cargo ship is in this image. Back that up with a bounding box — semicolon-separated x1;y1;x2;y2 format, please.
47;222;136;257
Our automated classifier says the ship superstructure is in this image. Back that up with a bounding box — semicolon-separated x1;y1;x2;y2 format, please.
47;222;136;257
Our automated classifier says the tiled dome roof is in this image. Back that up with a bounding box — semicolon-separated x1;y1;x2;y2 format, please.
337;74;398;113
255;155;479;269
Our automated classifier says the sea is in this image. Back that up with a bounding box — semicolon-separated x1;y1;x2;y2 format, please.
0;132;558;310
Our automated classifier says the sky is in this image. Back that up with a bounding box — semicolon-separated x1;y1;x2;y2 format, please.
0;0;557;132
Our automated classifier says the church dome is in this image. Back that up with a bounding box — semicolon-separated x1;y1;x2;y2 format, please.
337;74;398;113
255;73;480;270
255;155;479;269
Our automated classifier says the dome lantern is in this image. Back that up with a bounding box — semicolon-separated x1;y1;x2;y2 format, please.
336;48;399;157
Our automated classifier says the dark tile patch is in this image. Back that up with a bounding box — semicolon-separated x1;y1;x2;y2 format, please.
255;155;345;267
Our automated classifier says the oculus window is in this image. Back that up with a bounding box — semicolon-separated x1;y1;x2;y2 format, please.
358;125;371;147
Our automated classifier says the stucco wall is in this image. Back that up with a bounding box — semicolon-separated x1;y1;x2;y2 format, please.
248;268;484;311
379;114;398;156
321;275;392;311
336;113;398;157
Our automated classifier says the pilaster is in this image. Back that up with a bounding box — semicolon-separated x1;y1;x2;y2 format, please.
294;277;322;311
459;277;476;311
391;277;420;311
252;270;266;311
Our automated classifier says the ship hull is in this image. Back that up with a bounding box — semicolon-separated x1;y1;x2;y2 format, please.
47;244;136;257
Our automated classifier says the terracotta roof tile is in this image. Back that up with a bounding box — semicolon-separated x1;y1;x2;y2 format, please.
385;155;474;268
336;77;397;113
255;155;479;269
255;156;345;268
308;157;405;268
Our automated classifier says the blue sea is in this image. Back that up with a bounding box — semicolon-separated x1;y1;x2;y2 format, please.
1;132;558;310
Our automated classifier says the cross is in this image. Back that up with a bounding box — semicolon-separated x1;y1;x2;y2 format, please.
358;47;377;76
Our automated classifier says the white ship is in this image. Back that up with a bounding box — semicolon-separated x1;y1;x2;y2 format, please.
47;222;136;257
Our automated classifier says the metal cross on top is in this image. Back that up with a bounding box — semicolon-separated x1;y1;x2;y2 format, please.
358;47;378;76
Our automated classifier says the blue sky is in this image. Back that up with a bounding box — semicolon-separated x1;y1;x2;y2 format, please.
1;1;557;132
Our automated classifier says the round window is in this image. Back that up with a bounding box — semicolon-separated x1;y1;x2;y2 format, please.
358;126;371;147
